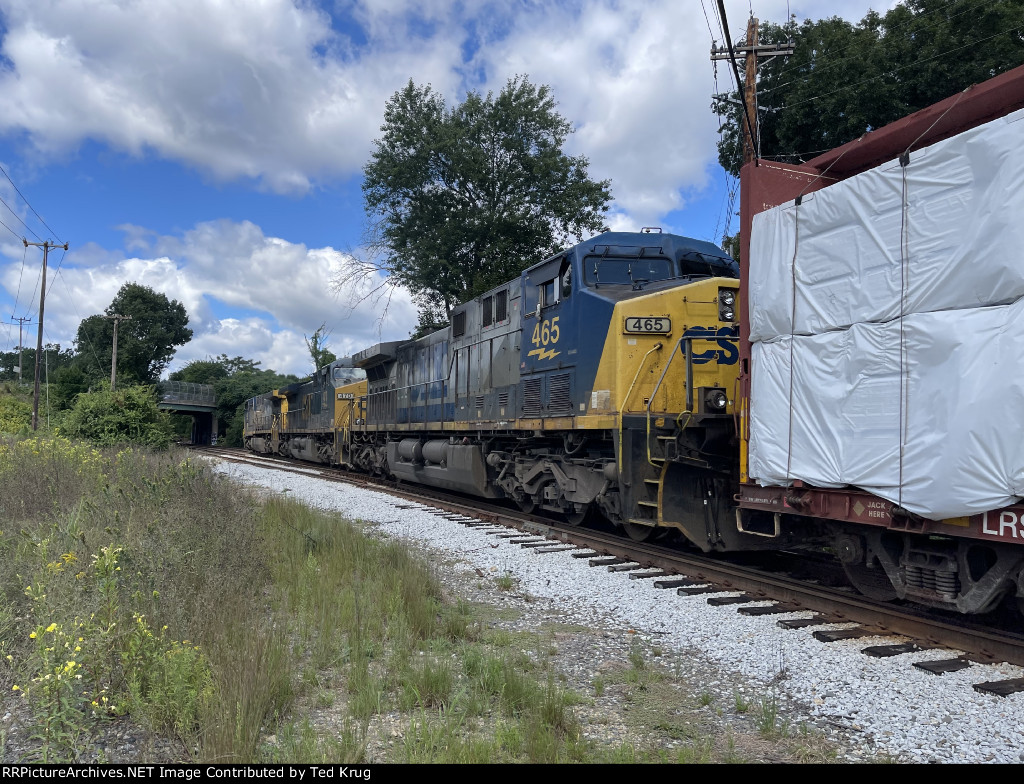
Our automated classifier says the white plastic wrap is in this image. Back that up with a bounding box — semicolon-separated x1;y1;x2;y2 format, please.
748;107;1024;342
749;300;1024;520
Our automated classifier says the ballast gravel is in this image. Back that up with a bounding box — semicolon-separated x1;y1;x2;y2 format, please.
212;459;1024;764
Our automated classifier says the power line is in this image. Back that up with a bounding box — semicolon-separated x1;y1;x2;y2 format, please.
12;242;28;319
55;268;107;378
715;0;758;168
0;161;63;242
0;193;42;243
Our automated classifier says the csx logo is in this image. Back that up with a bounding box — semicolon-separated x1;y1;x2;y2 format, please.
683;326;739;365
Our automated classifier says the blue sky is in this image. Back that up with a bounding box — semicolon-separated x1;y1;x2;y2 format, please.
0;0;889;378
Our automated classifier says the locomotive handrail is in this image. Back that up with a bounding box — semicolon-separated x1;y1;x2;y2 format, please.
643;335;740;468
645;336;689;468
619;342;664;475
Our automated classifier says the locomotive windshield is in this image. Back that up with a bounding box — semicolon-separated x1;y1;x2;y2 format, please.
584;251;737;287
584;256;675;286
332;366;366;386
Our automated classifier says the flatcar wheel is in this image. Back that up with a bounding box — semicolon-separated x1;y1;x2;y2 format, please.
622;521;655;542
842;562;898;602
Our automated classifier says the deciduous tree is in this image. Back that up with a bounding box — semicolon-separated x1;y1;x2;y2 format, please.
75;283;192;385
349;76;612;328
714;0;1024;176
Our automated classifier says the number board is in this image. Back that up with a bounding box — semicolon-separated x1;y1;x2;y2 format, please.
624;317;671;334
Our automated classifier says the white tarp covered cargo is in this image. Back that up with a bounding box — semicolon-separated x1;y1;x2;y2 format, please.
747;108;1024;519
748;107;1024;343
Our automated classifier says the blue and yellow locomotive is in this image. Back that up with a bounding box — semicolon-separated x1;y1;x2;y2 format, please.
245;229;754;550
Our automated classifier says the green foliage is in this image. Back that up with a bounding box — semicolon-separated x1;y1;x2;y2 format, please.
715;0;1024;175
74;283;192;386
1;439;284;761
59;385;175;448
304;324;337;375
360;76;611;324
0;394;31;433
0;344;75;384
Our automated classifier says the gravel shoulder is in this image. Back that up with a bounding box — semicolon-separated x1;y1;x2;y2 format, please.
209;458;1024;764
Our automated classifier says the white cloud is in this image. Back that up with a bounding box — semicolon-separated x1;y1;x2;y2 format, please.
0;0;465;192
0;218;419;377
0;0;891;214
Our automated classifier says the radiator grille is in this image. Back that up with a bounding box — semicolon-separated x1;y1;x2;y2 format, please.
522;378;542;416
549;373;571;412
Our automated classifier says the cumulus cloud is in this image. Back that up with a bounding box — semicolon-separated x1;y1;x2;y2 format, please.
0;0;889;214
0;218;418;377
0;0;465;192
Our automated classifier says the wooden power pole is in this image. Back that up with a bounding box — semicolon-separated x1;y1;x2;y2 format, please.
742;17;759;164
711;16;795;164
10;315;31;384
103;314;133;392
23;240;68;431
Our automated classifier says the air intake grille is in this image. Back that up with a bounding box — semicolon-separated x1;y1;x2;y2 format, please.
522;378;542;416
549;373;571;413
475;395;485;409
498;392;509;407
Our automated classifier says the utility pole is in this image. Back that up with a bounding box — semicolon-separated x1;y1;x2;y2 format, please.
742;17;759;164
711;16;795;164
24;240;68;431
102;314;132;392
10;315;31;384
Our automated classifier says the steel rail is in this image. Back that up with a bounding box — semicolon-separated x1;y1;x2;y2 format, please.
198;446;1024;667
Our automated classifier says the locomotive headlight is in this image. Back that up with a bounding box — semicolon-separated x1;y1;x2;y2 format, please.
705;389;728;411
718;288;737;322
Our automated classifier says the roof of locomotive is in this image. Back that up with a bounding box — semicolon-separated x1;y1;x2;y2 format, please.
569;233;729;266
566;230;737;278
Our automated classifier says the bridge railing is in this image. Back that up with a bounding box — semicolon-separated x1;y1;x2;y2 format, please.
157;381;217;407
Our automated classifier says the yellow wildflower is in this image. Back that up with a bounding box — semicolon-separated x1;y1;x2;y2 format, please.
45;623;57;633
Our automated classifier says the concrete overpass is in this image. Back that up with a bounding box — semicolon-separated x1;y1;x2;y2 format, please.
157;381;217;445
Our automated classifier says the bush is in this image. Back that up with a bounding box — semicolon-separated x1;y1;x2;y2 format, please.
58;385;174;448
0;394;31;434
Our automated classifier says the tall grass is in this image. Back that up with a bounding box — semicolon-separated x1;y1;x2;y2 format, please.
0;437;285;761
2;433;805;764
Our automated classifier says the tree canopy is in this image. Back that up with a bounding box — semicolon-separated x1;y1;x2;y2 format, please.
714;0;1024;176
75;283;193;385
357;76;612;329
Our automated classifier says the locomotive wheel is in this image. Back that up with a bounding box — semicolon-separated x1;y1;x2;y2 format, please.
564;504;589;526
842;561;898;602
515;496;536;515
622;521;656;542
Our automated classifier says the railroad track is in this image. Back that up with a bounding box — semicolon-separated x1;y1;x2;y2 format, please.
194;445;1024;693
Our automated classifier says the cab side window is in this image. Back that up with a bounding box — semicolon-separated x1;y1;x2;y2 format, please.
559;258;572;299
541;280;556;307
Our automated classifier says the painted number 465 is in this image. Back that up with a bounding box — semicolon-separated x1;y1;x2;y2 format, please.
531;316;560;347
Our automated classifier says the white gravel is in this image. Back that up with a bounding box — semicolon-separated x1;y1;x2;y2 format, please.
211;458;1024;763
